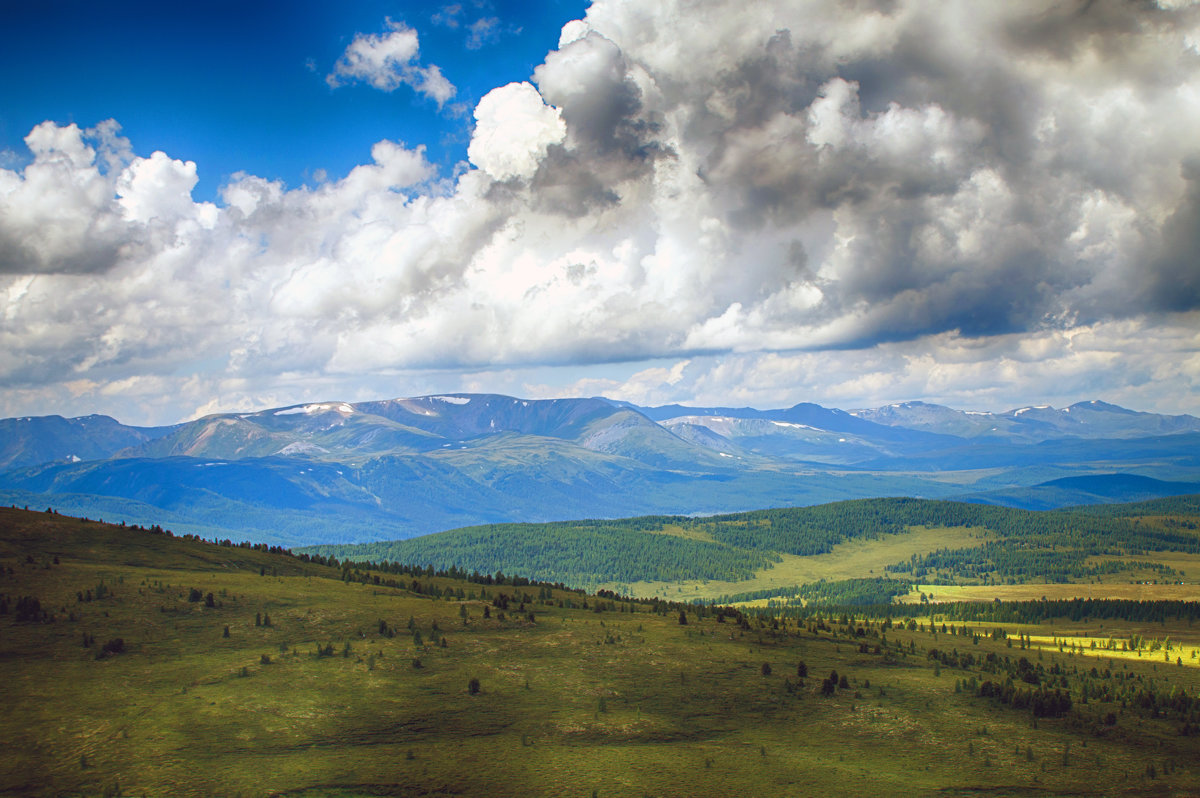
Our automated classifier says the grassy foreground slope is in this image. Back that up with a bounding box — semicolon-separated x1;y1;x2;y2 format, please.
305;496;1200;603
5;506;1200;796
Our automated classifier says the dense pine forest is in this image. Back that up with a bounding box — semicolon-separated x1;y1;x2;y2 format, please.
305;496;1200;593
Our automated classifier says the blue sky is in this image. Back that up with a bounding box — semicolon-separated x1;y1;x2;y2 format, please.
1;0;587;200
1;0;1198;425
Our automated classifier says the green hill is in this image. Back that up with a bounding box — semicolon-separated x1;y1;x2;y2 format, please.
303;496;1200;602
5;506;1200;796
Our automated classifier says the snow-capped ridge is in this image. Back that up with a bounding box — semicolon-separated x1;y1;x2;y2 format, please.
274;402;355;416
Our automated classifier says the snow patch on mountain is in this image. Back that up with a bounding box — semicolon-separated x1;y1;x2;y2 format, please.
277;441;331;456
771;421;818;430
275;402;355;416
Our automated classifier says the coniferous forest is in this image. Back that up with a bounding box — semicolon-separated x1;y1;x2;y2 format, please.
305;497;1200;591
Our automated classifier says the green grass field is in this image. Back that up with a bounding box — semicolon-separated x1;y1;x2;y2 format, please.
613;525;989;603
900;582;1200;604
3;508;1200;796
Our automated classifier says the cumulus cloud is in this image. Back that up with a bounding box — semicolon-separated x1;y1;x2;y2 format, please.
0;122;132;274
468;82;566;181
3;0;1200;423
326;18;456;107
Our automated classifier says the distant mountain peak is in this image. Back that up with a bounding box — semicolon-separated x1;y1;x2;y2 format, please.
1009;405;1055;416
2;393;1199;547
1064;399;1138;415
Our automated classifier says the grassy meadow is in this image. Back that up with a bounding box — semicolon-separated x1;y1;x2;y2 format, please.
3;507;1200;796
900;582;1200;604
612;525;990;603
2;506;1200;792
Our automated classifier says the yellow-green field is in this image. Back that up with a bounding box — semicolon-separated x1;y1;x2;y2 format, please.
1088;551;1200;581
900;582;1200;604
3;508;1200;796
608;525;989;602
1021;633;1200;669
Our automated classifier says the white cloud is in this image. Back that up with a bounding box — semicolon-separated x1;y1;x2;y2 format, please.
637;318;1200;416
0;121;135;275
468;82;566;181
115;150;218;230
432;5;464;29
3;0;1200;424
326;18;456;107
466;17;501;50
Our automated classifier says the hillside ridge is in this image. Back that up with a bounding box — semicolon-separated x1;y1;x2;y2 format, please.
2;394;1198;547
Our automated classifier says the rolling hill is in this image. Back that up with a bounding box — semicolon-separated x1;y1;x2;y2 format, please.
960;473;1200;511
7;506;1200;796
302;495;1200;603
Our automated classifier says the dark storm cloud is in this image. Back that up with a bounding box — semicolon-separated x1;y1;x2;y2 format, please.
1003;0;1175;63
530;145;622;216
628;1;1200;350
538;33;643;155
526;30;674;217
1143;160;1200;313
0;231;125;275
507;0;1200;353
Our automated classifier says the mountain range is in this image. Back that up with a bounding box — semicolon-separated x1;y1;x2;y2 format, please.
1;395;1198;546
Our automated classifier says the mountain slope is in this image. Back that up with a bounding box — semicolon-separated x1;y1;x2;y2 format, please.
0;414;172;470
2;394;1198;547
0;441;961;545
852;399;1200;442
959;473;1200;511
627;400;955;445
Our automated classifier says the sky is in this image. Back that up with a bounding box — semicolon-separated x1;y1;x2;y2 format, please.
2;0;1199;426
